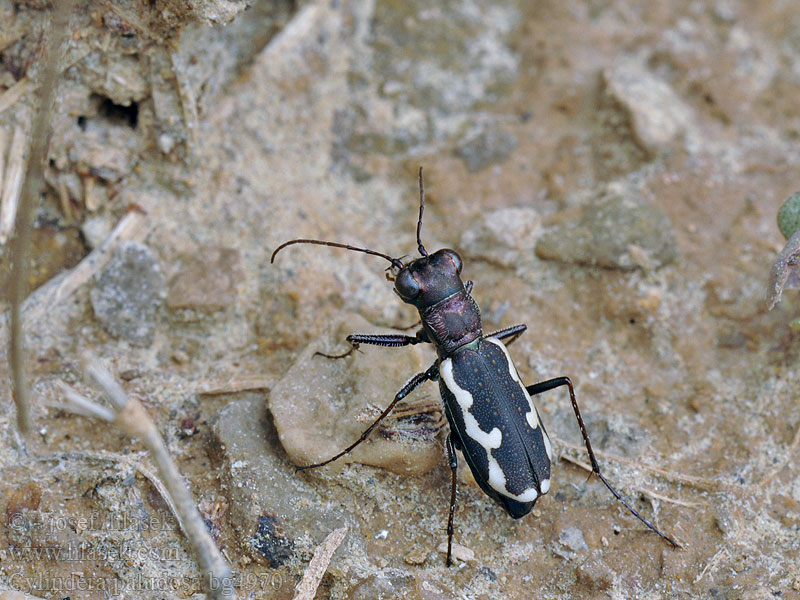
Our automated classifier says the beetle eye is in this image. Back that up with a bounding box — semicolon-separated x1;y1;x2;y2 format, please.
442;249;462;274
395;269;420;300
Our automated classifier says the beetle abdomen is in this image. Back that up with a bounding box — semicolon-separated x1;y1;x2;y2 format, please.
439;337;552;518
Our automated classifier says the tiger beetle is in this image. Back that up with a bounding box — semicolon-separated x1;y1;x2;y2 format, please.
271;168;678;566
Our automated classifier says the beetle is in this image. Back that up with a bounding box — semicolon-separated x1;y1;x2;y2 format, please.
271;168;678;565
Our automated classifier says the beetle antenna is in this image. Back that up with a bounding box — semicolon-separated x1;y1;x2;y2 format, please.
416;167;428;257
271;238;404;270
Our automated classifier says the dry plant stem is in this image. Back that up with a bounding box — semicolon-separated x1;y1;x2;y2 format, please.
0;123;32;243
195;373;274;396
8;0;73;435
553;437;740;492
169;50;200;151
293;526;348;600
0;127;7;207
640;486;701;508
31;448;181;523
56;361;235;600
78;360;235;600
0;76;29;114
558;453;698;508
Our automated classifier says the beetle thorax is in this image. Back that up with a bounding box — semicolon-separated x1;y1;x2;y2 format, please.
420;290;483;357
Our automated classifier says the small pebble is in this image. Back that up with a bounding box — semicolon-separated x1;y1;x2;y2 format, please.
5;482;42;524
455;127;518;172
459;207;541;267
404;546;428;565
416;575;455;600
269;313;442;475
212;396;351;564
89;241;165;346
252;514;294;568
603;59;695;156
559;526;589;553
575;556;614;591
437;541;475;563
81;214;113;249
349;571;413;600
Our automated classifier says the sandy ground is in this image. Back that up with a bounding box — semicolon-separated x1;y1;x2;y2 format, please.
2;0;800;598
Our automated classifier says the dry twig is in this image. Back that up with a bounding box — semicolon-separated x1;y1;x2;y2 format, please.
8;0;73;435
33;449;181;523
0;77;29;114
0;123;31;244
293;526;348;600
169;50;200;151
553;437;741;492
558;453;700;509
56;356;235;600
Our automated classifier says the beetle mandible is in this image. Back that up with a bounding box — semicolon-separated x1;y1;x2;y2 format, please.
271;168;678;565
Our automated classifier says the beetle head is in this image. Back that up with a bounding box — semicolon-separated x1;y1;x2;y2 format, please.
394;248;464;309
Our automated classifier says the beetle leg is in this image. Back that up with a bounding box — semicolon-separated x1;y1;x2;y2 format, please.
526;377;679;548
484;323;527;346
445;433;459;567
315;330;432;359
315;344;360;359
297;362;440;471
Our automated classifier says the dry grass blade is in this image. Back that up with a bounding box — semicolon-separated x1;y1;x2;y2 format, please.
0;123;30;244
293;526;348;600
553;437;739;492
8;0;74;435
0;76;29;114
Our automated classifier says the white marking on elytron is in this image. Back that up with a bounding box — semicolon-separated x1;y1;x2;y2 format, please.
540;478;551;494
441;357;539;503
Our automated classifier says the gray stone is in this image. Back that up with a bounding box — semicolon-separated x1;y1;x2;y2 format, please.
603;59;695;156
269;313;443;476
211;394;359;566
536;188;678;270
81;214;113;249
559;526;589;553
575;555;614;591
459;207;541;267
455;127;518;172
334;0;520;167
348;570;414;600
370;0;519;114
89;241;166;346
